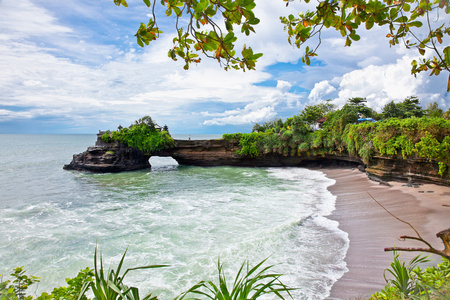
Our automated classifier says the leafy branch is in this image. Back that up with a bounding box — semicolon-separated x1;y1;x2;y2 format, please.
113;0;263;71
280;0;450;90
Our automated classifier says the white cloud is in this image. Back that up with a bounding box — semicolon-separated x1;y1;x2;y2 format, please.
276;80;292;92
308;52;449;111
0;0;72;38
203;106;276;125
308;81;336;103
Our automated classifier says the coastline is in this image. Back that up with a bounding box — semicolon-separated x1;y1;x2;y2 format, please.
319;167;450;300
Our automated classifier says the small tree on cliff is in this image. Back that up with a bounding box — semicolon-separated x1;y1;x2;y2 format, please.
133;116;156;130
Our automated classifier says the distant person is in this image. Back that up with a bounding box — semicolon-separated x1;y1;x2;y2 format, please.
188;135;191;140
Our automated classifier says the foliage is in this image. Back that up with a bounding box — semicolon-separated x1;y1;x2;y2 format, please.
224;99;450;177
1;254;293;300
176;258;294;300
382;96;425;119
399;96;425;118
111;0;450;88
371;255;450;299
47;268;94;300
252;118;283;133
79;248;168;300
0;267;94;300
297;100;335;125
101;116;175;153
426;102;444;118
347;97;378;118
279;0;450;90
0;267;40;300
113;0;262;71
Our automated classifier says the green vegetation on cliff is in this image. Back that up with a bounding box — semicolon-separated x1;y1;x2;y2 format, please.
101;116;175;153
223;98;450;176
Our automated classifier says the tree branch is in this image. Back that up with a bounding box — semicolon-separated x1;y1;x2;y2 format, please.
366;191;450;260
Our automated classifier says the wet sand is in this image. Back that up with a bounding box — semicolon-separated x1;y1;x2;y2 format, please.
321;167;450;300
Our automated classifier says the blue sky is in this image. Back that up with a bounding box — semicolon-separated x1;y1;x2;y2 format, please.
1;0;449;134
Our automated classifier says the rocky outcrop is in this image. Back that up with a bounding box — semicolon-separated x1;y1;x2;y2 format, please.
64;135;450;185
366;155;448;185
63;137;150;172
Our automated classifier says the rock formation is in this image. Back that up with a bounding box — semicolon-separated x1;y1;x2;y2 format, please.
63;134;150;172
64;133;450;185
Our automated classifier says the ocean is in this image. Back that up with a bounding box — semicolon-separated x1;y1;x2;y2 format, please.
0;134;349;299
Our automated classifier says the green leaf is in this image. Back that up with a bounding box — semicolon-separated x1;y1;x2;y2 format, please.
366;17;374;30
137;37;144;47
196;0;209;13
143;0;151;7
394;16;408;23
408;21;422;27
350;33;360;41
444;46;450;66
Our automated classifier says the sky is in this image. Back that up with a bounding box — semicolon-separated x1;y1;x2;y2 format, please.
1;0;449;134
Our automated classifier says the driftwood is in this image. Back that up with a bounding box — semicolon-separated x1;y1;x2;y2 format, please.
366;191;450;260
384;228;450;260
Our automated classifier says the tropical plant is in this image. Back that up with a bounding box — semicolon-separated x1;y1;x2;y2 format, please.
78;248;168;300
371;255;450;299
175;258;294;300
385;252;430;297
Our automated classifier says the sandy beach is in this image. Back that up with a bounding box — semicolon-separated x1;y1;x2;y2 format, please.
321;167;450;299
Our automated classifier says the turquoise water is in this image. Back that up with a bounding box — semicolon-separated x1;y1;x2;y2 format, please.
0;134;348;299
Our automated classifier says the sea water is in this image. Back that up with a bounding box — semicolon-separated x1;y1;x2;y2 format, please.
0;134;349;300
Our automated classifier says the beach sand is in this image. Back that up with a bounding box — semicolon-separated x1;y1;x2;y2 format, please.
320;167;450;300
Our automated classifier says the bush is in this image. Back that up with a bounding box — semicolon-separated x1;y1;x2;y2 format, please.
371;254;450;299
101;116;175;153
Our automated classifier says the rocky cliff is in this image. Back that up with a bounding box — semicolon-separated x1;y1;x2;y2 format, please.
64;134;449;185
63;136;150;172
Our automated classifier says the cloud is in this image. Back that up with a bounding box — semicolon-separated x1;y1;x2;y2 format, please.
0;0;72;38
307;46;450;111
1;0;449;133
203;106;276;125
276;80;292;92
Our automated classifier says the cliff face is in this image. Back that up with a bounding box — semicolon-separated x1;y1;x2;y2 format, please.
64;135;449;185
63;138;150;173
366;155;448;185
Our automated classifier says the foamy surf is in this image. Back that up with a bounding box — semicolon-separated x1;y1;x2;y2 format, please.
0;135;349;300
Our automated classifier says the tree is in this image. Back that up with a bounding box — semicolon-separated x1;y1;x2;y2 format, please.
347;97;377;118
298;100;335;124
398;96;424;118
444;108;450;119
381;97;425;119
252;118;282;132
133;115;156;129
113;0;450;90
426;101;444;117
382;101;403;119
